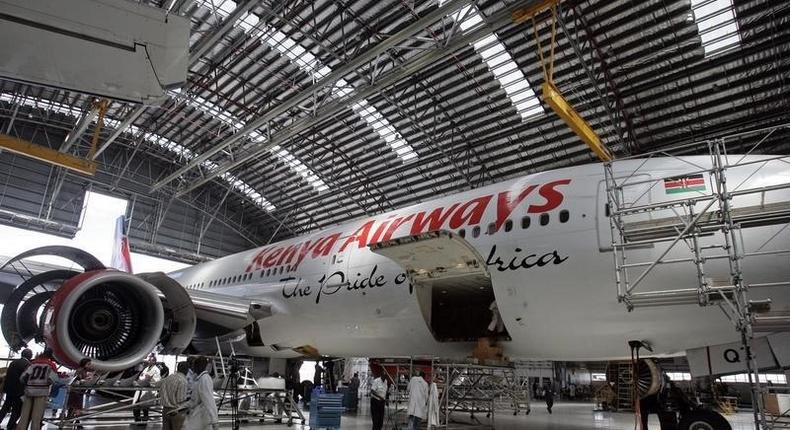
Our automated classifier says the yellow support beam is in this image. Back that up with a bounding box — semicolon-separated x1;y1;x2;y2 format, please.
520;0;614;162
0;134;97;175
542;81;613;162
512;0;557;25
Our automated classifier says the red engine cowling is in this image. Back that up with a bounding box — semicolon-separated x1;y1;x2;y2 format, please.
43;269;165;372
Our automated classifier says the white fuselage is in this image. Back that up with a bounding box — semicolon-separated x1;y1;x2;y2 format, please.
169;157;790;360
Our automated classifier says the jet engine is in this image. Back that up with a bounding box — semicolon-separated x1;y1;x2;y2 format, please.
1;246;197;372
634;358;662;398
44;270;165;371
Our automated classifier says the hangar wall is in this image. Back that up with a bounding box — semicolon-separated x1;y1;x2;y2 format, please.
0;106;272;261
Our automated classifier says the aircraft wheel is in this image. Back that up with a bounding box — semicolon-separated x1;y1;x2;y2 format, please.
678;410;731;430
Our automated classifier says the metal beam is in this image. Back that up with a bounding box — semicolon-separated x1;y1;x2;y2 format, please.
91;105;146;159
4;102;20;134
62;102;100;153
151;0;477;191
0;134;97;175
174;0;546;195
189;0;257;66
543;81;612;162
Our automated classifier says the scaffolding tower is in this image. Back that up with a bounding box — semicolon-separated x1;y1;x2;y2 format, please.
433;361;530;429
604;129;790;429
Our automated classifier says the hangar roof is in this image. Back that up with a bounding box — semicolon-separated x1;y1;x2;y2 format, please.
0;0;788;260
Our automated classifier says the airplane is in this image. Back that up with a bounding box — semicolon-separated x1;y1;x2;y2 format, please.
1;154;789;375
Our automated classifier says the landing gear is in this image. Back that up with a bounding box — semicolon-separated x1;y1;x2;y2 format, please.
630;354;731;430
677;409;732;430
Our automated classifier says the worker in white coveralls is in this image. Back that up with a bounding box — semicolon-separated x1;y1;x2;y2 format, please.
184;357;219;430
407;371;429;430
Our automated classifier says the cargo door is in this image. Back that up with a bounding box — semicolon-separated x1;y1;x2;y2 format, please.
369;230;510;342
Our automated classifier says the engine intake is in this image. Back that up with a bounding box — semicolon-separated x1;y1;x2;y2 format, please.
44;270;165;372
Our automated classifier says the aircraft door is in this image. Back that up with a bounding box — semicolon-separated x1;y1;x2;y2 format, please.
369;230;510;342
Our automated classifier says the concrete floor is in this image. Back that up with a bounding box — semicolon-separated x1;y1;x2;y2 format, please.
33;401;758;429
288;401;757;430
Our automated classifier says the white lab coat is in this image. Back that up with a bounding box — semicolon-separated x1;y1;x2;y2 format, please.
133;365;162;404
184;372;218;430
407;376;429;419
427;382;440;428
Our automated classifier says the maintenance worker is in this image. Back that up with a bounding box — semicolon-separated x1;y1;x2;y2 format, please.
159;362;189;430
369;366;387;430
133;355;162;425
67;358;95;426
184;357;218;430
406;371;429;430
16;348;60;430
0;348;32;429
545;383;555;414
348;372;361;412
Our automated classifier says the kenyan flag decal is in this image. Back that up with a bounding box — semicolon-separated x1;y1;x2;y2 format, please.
664;174;706;194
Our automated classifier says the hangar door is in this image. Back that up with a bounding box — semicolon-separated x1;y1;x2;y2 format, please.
370;230;510;342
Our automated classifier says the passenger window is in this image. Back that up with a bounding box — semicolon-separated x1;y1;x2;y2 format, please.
521;216;531;229
458;229;466;238
540;213;549;226
560;210;569;223
504;219;513;232
472;226;481;238
266;269;271;276
279;267;284;274
487;223;496;235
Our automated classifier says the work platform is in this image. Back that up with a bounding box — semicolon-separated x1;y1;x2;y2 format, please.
375;357;530;429
603;126;790;429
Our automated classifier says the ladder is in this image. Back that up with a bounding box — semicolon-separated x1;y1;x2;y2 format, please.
615;362;633;412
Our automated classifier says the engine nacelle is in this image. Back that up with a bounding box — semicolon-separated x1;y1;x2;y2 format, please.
44;270;165;372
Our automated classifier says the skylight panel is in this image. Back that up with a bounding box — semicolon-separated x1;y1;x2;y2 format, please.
0;91;276;212
275;148;329;192
167;87;328;193
690;0;741;56
350;100;417;161
440;1;543;120
193;0;416;163
0;92;83;118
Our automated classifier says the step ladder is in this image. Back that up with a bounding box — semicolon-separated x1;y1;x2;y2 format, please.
616;362;633;412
